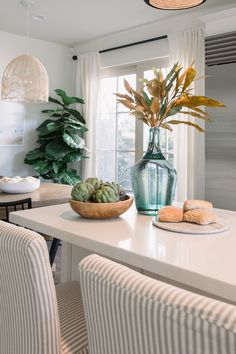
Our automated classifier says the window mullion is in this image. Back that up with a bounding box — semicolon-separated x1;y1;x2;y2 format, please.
115;76;119;182
135;64;144;162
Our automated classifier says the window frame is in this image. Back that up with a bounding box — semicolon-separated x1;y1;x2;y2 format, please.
98;56;169;188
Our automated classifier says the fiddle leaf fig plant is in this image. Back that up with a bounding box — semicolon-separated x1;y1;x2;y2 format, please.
24;89;88;185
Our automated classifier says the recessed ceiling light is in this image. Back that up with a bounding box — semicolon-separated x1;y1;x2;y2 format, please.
32;14;45;21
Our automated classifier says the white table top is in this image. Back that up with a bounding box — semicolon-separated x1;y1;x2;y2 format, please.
10;203;236;303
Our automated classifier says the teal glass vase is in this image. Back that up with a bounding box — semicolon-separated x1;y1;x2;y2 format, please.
132;127;177;215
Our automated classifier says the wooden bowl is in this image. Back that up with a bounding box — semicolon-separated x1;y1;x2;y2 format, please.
69;195;133;219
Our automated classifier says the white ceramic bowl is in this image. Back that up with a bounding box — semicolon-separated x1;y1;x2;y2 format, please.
0;178;40;194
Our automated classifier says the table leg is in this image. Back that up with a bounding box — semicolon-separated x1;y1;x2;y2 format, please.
49;238;60;266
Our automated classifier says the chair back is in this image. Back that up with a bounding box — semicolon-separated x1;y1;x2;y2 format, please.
0;221;62;354
0;197;32;222
79;254;236;354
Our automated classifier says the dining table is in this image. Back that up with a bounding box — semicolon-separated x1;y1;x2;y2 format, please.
0;182;72;208
9;202;236;305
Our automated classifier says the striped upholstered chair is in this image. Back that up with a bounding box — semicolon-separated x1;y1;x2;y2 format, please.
79;254;236;354
0;221;88;354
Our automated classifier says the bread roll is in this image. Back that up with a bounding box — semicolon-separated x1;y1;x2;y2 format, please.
183;209;217;225
183;200;213;212
158;206;183;223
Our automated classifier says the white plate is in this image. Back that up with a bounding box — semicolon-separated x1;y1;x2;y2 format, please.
0;179;40;194
152;217;230;235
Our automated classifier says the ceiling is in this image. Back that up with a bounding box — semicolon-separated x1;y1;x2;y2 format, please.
0;0;235;47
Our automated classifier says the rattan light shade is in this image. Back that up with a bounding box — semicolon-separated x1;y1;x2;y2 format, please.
1;55;49;103
144;0;206;9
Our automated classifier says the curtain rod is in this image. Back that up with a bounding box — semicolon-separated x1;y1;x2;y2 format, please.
72;34;168;60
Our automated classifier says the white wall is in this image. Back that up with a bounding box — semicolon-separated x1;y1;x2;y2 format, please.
205;63;236;211
74;14;203;68
0;31;75;177
74;2;236;68
201;7;236;36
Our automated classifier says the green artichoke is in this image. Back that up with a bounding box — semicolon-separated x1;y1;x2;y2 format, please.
71;182;95;202
85;177;102;190
94;184;119;203
110;182;126;200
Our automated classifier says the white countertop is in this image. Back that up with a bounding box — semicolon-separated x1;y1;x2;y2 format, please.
10;203;236;303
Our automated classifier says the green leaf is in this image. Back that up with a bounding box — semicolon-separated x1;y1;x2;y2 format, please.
78;126;88;133
37;132;60;142
50;113;62;117
61;112;70;118
41;109;63;114
64;107;86;124
38;121;62;136
165;63;180;83
64;151;84;162
45;141;73;160
52;161;65;174
71;96;84;104
32;160;51;174
166;106;182;117
142;91;152;106
63;118;88;132
36;119;55;131
70;124;88;132
64;116;84;126
54;170;81;185
165;69;180;94
64;126;78;135
63;132;86;149
24;149;44;163
160;103;167;118
69;169;77;175
55;89;84;106
48;96;63;106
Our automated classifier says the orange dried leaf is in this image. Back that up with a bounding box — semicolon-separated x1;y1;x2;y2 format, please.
117;99;136;110
186;96;225;107
183;67;196;91
115;93;134;102
161;123;173;131
180;110;211;121
123;79;132;94
150;98;160;114
183;105;208;116
167;120;205;132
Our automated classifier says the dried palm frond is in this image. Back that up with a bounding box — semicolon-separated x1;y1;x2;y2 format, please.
114;62;225;132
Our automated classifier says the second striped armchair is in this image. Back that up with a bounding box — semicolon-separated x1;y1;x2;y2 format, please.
79;254;236;354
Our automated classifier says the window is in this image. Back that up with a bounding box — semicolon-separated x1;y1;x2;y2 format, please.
97;58;173;191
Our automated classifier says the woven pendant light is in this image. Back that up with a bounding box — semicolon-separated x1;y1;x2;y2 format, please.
1;0;49;103
144;0;206;10
1;55;49;103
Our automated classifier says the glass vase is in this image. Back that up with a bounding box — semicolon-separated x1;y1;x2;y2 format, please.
132;127;177;215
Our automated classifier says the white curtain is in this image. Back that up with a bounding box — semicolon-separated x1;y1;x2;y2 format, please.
168;27;205;202
76;51;100;179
